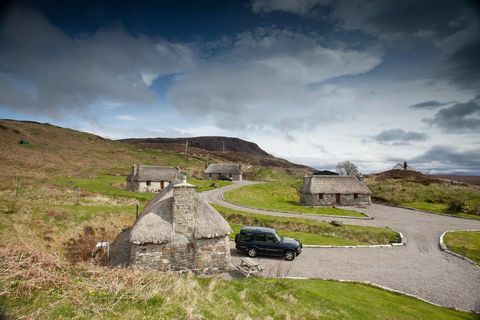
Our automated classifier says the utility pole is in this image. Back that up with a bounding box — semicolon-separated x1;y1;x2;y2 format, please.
185;138;188;160
15;177;20;199
222;140;225;153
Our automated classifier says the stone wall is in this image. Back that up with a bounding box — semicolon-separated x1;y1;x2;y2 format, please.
203;173;242;181
130;236;231;272
194;236;231;271
126;181;171;192
300;193;371;206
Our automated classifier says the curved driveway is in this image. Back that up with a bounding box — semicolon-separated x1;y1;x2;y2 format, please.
203;181;480;312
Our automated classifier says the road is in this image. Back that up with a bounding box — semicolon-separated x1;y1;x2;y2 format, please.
203;181;480;312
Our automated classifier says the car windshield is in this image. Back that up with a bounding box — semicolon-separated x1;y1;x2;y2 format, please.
274;233;283;242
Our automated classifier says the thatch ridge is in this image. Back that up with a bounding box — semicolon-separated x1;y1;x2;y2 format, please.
128;165;179;182
303;175;371;194
204;163;241;175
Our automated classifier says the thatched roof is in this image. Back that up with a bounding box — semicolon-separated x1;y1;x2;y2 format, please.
302;175;371;195
204;164;241;175
129;180;231;244
128;165;179;182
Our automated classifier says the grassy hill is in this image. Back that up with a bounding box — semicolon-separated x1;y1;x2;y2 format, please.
365;170;480;220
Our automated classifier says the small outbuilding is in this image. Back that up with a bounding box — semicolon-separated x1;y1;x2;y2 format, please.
392;161;416;171
300;175;371;206
128;177;232;272
204;163;242;181
126;164;180;192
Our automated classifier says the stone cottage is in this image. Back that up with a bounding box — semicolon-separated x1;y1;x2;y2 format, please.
128;176;232;272
204;163;242;181
300;175;371;206
126;164;180;192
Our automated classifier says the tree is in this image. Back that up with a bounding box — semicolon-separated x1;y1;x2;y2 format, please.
336;160;359;176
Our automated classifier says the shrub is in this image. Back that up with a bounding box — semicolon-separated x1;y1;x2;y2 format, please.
447;199;468;213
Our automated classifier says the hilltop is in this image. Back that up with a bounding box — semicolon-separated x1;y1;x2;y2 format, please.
119;136;309;170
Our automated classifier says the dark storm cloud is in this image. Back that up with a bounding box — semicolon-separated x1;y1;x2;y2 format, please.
0;6;193;118
445;41;480;91
409;100;453;110
371;128;428;145
423;96;480;132
412;145;480;173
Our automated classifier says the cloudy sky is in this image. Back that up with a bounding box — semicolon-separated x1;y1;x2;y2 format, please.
0;0;479;174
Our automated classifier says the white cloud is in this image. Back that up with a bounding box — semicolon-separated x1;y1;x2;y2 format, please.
0;6;194;118
115;115;137;121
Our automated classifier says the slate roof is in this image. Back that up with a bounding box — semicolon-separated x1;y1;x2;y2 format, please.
302;175;371;194
129;180;231;244
127;165;179;182
204;163;241;175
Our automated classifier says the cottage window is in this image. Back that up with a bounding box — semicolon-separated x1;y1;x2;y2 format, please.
354;193;358;199
146;181;151;186
319;193;324;200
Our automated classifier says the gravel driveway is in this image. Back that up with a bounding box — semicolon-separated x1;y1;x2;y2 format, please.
203;181;480;312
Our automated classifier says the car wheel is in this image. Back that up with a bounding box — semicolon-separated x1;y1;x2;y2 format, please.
247;247;257;258
284;250;296;261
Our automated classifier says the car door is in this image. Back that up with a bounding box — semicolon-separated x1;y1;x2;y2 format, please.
252;233;266;253
264;233;282;255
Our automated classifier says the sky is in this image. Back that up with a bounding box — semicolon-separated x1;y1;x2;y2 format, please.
0;0;479;174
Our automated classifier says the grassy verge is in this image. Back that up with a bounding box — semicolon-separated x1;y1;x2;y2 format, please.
213;204;399;245
366;178;480;220
0;246;476;320
223;181;365;217
444;231;480;265
189;179;232;192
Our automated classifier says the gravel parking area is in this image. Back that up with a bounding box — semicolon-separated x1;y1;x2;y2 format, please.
205;182;480;312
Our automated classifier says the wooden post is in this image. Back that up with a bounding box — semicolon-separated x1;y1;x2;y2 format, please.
136;204;139;220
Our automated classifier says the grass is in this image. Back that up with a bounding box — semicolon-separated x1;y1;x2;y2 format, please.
444;231;480;265
224;181;366;217
366;177;480;220
213;204;400;245
0;245;476;320
51;175;156;201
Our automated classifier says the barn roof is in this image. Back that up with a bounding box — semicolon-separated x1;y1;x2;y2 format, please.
204;163;241;175
302;175;371;195
128;165;179;182
129;180;231;244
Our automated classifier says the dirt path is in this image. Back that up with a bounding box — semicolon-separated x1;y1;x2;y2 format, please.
204;181;480;312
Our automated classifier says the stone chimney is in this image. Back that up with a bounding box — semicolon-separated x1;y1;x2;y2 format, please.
172;175;197;238
357;174;364;182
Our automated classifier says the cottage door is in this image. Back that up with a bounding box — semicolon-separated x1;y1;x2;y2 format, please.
160;180;165;189
335;194;341;204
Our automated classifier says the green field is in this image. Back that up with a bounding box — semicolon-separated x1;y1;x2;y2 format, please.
223;181;366;217
214;204;399;245
0;246;475;320
189;179;232;192
444;231;480;265
366;178;480;220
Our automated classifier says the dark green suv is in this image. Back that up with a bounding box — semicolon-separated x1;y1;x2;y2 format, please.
234;226;302;261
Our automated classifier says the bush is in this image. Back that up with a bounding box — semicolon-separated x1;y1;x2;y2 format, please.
447;199;468;213
467;203;480;215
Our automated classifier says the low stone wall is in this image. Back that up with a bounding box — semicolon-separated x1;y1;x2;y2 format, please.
300;193;371;206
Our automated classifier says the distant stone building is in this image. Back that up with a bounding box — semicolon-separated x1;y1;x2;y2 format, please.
392;161;416;171
128;177;232;272
126;164;180;192
300;175;371;206
204;164;242;181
